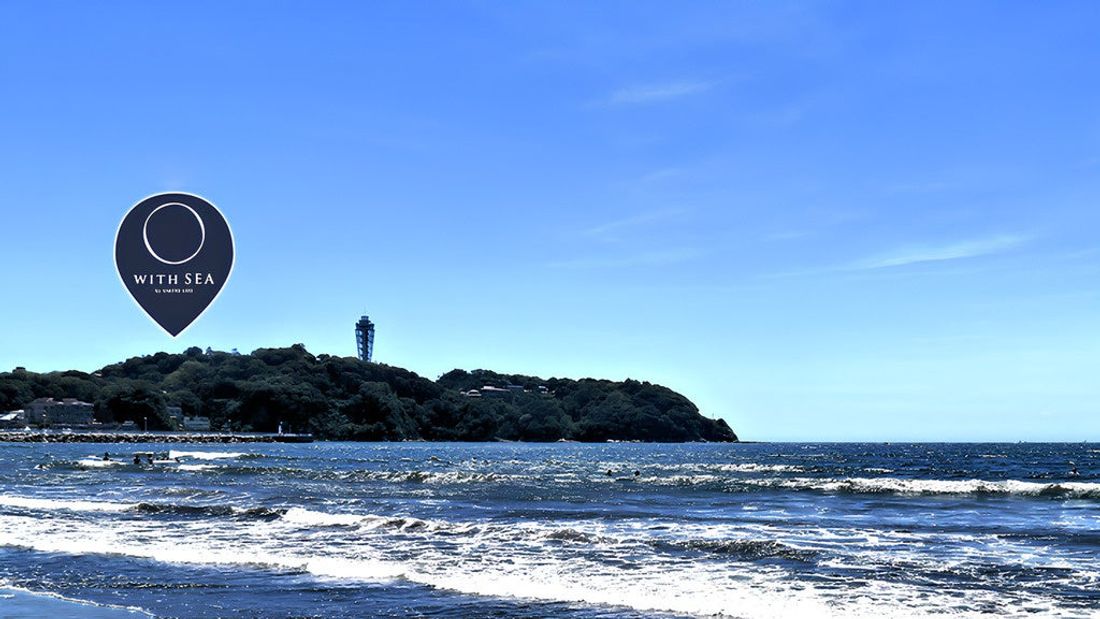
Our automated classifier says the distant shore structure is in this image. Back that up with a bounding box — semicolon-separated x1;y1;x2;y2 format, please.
355;314;375;363
24;398;93;426
0;429;313;444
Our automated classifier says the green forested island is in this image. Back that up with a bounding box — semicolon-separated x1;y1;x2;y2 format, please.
0;345;737;442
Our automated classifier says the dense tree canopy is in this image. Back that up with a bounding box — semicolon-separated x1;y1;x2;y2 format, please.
0;346;737;442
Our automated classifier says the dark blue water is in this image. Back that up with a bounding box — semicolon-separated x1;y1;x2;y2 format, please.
0;442;1097;618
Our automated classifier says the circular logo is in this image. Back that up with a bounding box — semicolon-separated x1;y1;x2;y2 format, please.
142;202;206;265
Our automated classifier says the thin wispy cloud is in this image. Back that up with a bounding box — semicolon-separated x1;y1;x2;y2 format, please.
581;207;687;241
884;180;953;194
549;248;702;269
760;233;1031;280
636;167;684;183
765;229;813;241
606;80;714;105
849;234;1029;271
749;102;808;128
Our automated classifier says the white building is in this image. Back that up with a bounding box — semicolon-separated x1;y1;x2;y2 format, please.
24;398;94;427
182;416;211;432
0;410;25;428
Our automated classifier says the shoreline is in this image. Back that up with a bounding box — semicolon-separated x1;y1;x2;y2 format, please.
0;431;743;445
0;587;150;618
0;430;314;444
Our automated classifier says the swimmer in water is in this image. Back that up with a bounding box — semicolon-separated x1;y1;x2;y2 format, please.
133;454;141;465
102;452;110;462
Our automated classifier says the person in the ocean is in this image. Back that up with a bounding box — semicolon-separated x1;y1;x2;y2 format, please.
1070;463;1080;478
102;452;110;461
606;469;613;476
133;454;141;465
633;470;640;478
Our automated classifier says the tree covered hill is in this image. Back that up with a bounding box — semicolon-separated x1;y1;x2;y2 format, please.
0;345;737;442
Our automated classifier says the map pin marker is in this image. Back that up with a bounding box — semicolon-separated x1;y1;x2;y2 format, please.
115;192;235;337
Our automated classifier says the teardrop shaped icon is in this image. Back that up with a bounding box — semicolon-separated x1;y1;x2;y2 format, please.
115;192;234;337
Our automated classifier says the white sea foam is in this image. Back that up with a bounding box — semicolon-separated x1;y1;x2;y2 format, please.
304;557;406;581
168;450;248;461
77;458;126;468
282;508;365;527
0;508;1081;619
361;470;508;484
0;518;923;618
646;462;804;474
645;473;1100;498
280;508;446;533
713;463;804;473
175;464;218;472
0;495;278;518
656;474;726;486
0;496;134;513
780;476;1100;497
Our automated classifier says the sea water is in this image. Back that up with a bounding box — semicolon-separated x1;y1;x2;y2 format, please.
0;442;1097;618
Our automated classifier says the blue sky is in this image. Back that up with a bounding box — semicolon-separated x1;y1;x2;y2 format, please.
1;2;1098;441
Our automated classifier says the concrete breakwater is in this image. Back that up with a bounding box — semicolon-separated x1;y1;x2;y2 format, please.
0;431;314;444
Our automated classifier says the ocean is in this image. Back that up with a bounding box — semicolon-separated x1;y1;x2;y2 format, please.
0;442;1097;618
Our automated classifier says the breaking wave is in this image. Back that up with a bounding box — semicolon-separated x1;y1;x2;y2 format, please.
779;477;1100;499
0;495;455;533
541;528;818;561
0;496;134;513
168;451;256;461
0;496;285;520
659;538;818;561
642;473;1100;499
132;503;285;520
0;521;1004;619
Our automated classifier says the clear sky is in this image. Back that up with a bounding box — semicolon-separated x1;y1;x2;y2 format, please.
1;2;1098;441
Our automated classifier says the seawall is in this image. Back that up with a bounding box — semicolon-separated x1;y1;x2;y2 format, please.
0;431;313;444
